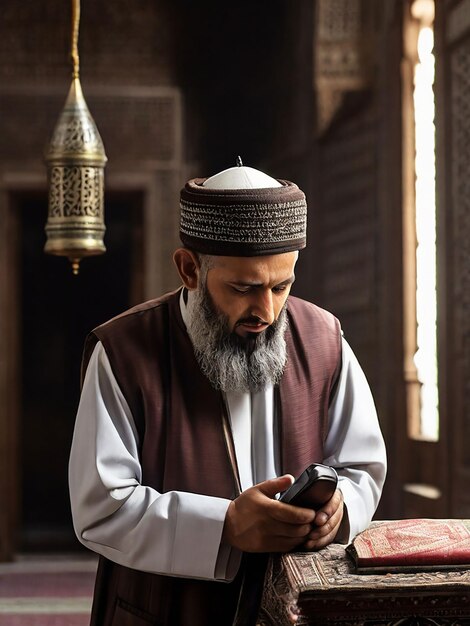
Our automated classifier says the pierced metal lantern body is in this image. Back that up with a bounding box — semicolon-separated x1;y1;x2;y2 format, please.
44;77;107;274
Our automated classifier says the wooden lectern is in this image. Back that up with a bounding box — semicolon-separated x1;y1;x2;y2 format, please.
258;543;470;625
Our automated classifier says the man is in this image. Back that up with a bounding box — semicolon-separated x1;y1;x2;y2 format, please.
69;163;386;626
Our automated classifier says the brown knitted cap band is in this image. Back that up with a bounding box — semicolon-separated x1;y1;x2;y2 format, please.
179;178;307;256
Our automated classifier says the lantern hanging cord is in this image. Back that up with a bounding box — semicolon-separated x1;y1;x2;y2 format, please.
71;0;80;79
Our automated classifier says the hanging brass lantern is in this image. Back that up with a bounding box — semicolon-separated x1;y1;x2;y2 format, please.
44;0;107;275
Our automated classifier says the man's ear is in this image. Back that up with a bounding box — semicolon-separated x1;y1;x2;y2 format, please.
173;248;200;290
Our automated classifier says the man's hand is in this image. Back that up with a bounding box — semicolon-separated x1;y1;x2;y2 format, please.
222;475;316;553
301;488;344;551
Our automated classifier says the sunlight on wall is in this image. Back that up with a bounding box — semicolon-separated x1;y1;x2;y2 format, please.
413;23;439;440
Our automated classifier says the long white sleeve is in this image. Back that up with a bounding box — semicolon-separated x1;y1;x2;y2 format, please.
69;342;240;581
324;338;387;541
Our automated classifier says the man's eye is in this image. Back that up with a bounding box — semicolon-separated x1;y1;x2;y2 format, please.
272;285;287;294
232;286;250;294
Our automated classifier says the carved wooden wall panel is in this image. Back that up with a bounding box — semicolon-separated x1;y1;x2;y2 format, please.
315;0;378;134
450;41;470;476
317;101;379;389
0;88;181;167
436;0;470;517
0;1;173;85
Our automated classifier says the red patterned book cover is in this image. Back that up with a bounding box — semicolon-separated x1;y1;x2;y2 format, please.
347;519;470;573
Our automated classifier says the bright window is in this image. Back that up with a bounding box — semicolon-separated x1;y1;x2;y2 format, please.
403;0;439;441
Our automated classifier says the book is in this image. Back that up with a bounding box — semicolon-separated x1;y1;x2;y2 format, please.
346;519;470;574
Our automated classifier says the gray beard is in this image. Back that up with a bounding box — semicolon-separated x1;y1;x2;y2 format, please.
185;284;288;394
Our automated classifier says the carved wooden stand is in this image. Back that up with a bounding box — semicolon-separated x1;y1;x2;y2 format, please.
258;544;470;626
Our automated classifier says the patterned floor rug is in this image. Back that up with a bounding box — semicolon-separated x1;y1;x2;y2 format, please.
0;554;97;626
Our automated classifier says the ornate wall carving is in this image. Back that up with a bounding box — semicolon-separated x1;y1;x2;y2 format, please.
318;100;378;387
314;0;378;134
314;0;381;376
434;0;470;518
0;1;172;84
0;88;181;167
450;38;470;485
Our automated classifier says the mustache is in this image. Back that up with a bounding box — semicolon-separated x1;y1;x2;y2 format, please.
235;315;269;327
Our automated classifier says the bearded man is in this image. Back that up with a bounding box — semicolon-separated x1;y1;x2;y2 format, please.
69;164;386;626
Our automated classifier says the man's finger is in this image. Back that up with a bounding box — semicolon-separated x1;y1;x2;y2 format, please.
257;474;295;499
269;499;316;525
265;521;313;540
302;493;344;550
309;499;343;538
313;489;343;527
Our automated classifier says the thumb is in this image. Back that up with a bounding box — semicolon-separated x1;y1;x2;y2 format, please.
257;474;295;499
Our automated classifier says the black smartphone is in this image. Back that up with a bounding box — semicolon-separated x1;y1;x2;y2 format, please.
280;463;338;509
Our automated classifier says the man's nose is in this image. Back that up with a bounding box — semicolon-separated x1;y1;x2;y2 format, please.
249;290;275;325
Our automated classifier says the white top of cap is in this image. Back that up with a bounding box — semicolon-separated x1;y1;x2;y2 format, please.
203;165;282;190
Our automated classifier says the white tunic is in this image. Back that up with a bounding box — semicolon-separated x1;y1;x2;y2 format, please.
69;295;387;582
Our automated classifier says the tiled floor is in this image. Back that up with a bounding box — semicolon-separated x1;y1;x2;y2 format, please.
0;554;97;626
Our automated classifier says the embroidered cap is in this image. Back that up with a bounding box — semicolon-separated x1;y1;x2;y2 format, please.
179;163;307;256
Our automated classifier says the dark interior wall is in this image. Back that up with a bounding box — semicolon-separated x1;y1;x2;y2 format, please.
171;0;317;299
316;94;380;382
435;0;470;518
0;0;181;551
172;1;299;170
0;0;406;552
1;1;177;86
18;191;142;549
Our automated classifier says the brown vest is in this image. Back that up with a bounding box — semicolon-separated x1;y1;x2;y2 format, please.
81;289;341;626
